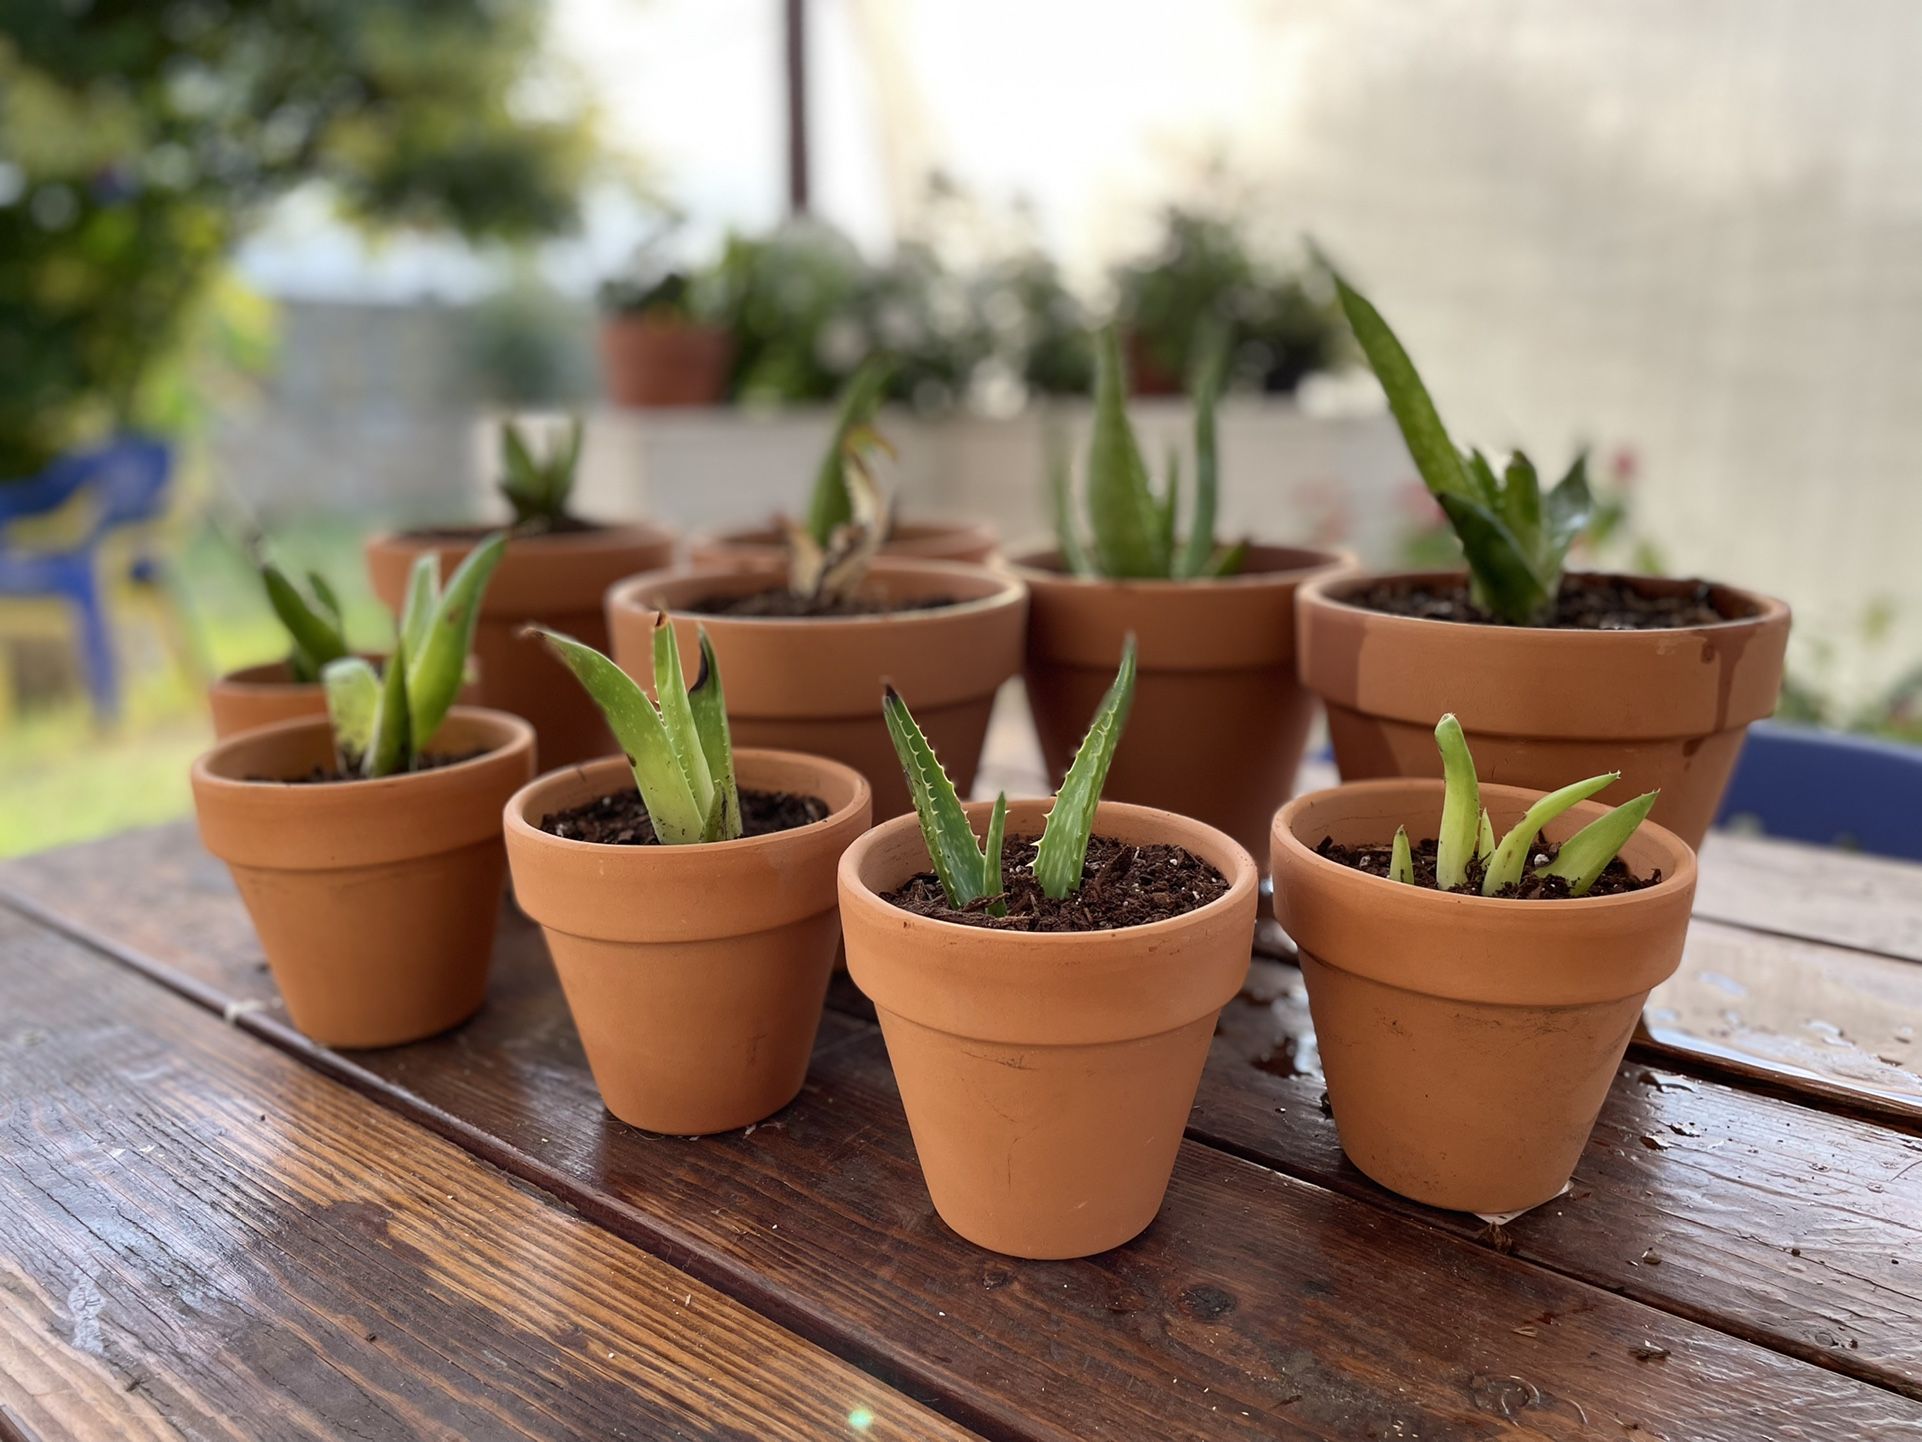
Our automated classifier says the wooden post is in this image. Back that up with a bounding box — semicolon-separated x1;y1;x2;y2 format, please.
784;0;810;214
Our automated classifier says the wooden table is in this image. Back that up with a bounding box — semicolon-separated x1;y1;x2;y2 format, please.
3;710;1920;1441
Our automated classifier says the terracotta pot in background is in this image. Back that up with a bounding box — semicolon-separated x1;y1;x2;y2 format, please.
598;315;733;409
1296;570;1791;849
1011;545;1348;862
505;750;871;1134
1271;778;1697;1214
840;798;1258;1259
688;518;999;569
191;708;535;1049
607;559;1027;819
207;657;482;742
366;524;676;771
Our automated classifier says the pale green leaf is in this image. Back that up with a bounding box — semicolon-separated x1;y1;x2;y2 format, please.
1481;772;1621;896
1535;790;1658;896
1434;713;1481;892
1034;636;1137;899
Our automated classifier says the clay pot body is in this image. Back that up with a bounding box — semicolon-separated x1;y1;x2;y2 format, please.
505;750;871;1133
688;518;998;568
208;657;480;742
366;524;676;771
191;709;535;1048
840;799;1258;1258
1296;570;1790;850
606;559;1026;819
1011;546;1348;862
1271;779;1697;1213
598;315;733;408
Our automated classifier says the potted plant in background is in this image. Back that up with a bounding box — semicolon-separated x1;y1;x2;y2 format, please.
365;416;676;769
687;360;998;567
1007;328;1346;861
1296;267;1790;848
596;266;733;409
605;412;1025;819
503;617;870;1133
206;560;352;740
839;642;1259;1258
1270;715;1697;1214
192;536;534;1049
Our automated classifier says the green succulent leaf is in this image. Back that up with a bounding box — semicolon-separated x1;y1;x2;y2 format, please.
1480;772;1621;896
307;571;344;630
1434;713;1481;892
321;657;379;771
262;563;348;680
1477;806;1496;861
1157;446;1181;564
650;614;717;834
982;791;1009;918
807;359;893;546
498;416;582;527
1535;790;1658;896
1388;826;1414;885
1175;339;1224;579
1199;537;1248;578
1033;636;1138;900
885;683;993;907
405;533;506;751
1047;424;1095;577
397;552;438;664
1500;452;1543;541
1085;328;1169;578
688;629;741;842
1436;493;1555;625
1544;451;1594;559
364;646;412;779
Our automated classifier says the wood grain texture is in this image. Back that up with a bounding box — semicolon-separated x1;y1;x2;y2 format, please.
1694;832;1922;963
7;843;1922;1440
0;909;975;1442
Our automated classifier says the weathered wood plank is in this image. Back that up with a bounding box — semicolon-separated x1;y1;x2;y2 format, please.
0;909;976;1442
9;840;1922;1439
1694;832;1922;963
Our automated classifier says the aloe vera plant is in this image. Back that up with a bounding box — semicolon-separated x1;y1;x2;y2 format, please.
782;362;897;606
320;534;505;778
1397;713;1657;897
1051;327;1245;581
885;638;1137;911
527;617;742;845
259;562;351;683
498;416;584;532
1324;265;1593;626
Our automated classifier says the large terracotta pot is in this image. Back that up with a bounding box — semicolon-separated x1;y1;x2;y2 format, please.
505;750;871;1134
840;798;1259;1258
606;559;1027;819
207;657;481;741
191;708;535;1049
688;518;998;568
1271;778;1697;1214
598;315;733;408
366;524;676;771
1010;545;1348;862
1296;570;1791;849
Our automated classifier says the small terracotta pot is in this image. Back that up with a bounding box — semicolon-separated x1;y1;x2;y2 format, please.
598;315;733;408
1271;779;1698;1214
191;708;536;1049
1010;545;1348;862
207;657;482;742
505;750;871;1134
840;799;1259;1258
1296;570;1791;849
366;524;676;771
687;518;998;568
606;559;1027;819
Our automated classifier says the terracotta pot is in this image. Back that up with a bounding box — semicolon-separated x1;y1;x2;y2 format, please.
598;314;733;408
505;750;871;1134
1296;570;1791;849
207;657;481;742
366;524;676;771
606;559;1027;819
1271;778;1697;1213
1010;545;1348;862
687;518;998;568
191;708;535;1049
840;799;1259;1258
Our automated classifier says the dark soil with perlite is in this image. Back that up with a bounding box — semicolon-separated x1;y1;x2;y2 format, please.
1351;575;1740;631
1319;833;1657;900
540;787;828;845
689;589;961;619
884;834;1230;932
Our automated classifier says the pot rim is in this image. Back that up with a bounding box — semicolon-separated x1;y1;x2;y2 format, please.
1272;777;1699;914
694;516;998;549
502;746;872;860
840;797;1260;943
192;705;536;794
607;556;1027;629
1006;542;1352;592
1299;567;1790;637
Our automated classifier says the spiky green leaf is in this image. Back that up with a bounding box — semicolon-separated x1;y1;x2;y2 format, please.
688;629;741;842
262;563;348;679
1034;636;1138;899
806;359;893;546
1434;713;1481;892
397;552;438;664
1388;826;1414;885
1175;342;1224;578
1500;452;1543;545
1047;424;1095;577
1477;807;1495;861
1544;451;1594;560
1481;772;1621;896
1085;329;1169;578
1436;494;1555;625
651;614;716;831
406;533;505;750
307;571;344;630
1535;790;1658;896
364;648;412;778
884;684;991;906
982;792;1008;918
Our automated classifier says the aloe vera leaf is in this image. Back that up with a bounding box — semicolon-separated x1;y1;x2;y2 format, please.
1047;425;1095;577
1388;826;1414;885
321;657;379;771
556;415;584;510
1536;790;1658;896
1086;329;1169;578
1176;346;1222;578
1477;807;1495;861
806;358;893;546
1481;772;1622;896
688;628;741;842
1500;451;1543;552
263;563;348;672
397;551;438;664
1435;494;1555;625
651;614;716;828
1199;537;1248;578
1034;636;1138;899
1434;713;1481;892
528;626;707;843
1463;448;1502;509
307;571;344;630
884;684;988;906
982;791;1008;918
1544;451;1594;559
406;532;506;748
1158;446;1181;565
363;649;412;778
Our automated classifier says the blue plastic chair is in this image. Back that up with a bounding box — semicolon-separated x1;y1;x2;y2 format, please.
1714;720;1922;860
0;436;175;720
